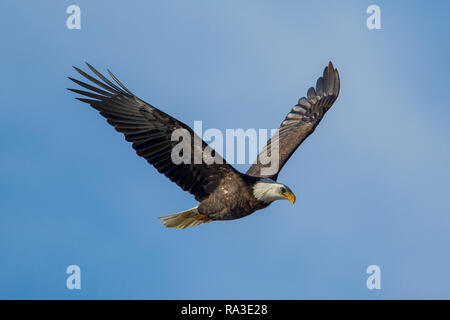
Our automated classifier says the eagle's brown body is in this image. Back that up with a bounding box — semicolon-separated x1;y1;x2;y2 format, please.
69;62;340;228
197;173;268;220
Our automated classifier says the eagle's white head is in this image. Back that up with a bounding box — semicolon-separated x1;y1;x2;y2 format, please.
252;179;296;204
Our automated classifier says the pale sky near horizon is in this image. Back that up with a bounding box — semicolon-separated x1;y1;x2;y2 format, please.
1;1;450;299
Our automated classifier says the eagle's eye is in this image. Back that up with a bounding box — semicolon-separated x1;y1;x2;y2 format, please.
280;187;287;193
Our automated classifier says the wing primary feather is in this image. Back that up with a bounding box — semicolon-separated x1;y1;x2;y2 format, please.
334;69;340;95
316;77;324;97
68;88;106;101
307;87;316;100
298;97;311;109
68;77;113;97
292;105;307;114
107;69;133;95
85;62;127;94
327;66;335;95
73;66;118;94
323;66;329;96
75;97;100;104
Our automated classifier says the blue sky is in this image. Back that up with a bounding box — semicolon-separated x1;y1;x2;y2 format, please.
1;1;450;299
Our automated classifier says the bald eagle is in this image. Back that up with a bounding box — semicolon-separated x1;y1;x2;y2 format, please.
69;62;340;229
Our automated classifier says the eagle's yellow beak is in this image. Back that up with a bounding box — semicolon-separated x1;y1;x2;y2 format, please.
282;192;296;204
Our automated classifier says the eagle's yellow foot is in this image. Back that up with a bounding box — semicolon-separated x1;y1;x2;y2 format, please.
158;207;211;229
195;214;211;222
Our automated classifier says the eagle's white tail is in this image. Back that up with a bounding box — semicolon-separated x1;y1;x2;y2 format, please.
158;206;211;229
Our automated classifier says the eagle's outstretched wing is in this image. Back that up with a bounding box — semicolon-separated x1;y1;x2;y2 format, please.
246;61;340;180
68;63;237;202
